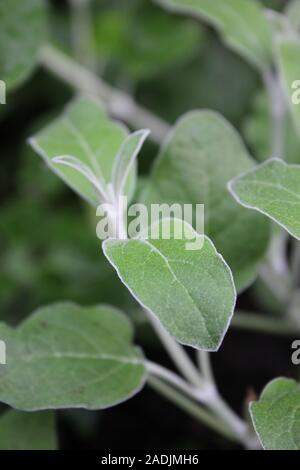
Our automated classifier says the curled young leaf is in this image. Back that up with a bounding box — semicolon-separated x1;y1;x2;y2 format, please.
29;97;137;206
112;129;150;199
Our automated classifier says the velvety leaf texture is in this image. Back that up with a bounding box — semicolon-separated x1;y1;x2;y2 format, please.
0;410;56;450
29;97;137;206
153;0;273;70
250;378;300;450
103;218;236;351
229;158;300;240
0;303;146;410
142;111;270;291
0;0;47;90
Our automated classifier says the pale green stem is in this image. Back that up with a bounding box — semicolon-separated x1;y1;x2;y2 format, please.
146;361;214;402
148;376;238;443
69;0;96;70
39;45;170;144
196;350;214;384
143;309;206;389
268;231;290;278
262;67;286;159
195;351;249;443
232;310;298;336
291;240;300;288
259;263;291;304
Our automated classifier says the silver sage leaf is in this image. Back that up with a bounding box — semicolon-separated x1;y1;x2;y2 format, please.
229;158;300;240
103;218;236;351
141;111;270;291
0;302;146;410
250;378;300;450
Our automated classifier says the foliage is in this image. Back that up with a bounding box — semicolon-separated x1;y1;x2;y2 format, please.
1;0;300;451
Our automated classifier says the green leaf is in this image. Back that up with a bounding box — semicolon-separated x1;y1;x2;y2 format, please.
153;0;273;70
0;410;57;450
142;111;270;291
112;129;150;198
29;97;137;206
94;4;202;81
229;158;300;240
0;303;146;410
0;0;47;90
103;218;236;351
250;378;300;450
277;38;300;137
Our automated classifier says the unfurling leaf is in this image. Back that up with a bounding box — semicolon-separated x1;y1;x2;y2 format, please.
112;129;150;198
29;97;138;206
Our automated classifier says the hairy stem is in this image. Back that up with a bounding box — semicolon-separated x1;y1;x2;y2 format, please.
232;310;298;336
148;376;239;443
143;309;206;389
195;351;249;443
291;240;300;288
196;350;214;384
146;361;214;402
69;0;96;69
39;45;170;144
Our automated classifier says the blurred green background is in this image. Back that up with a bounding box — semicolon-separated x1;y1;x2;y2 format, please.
0;0;295;449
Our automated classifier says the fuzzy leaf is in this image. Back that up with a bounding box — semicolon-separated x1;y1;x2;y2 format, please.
29;97;137;206
0;303;146;410
250;378;300;450
229;158;300;240
112;129;150;198
103;218;236;351
142;111;270;291
0;410;56;450
0;0;47;90
153;0;273;70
